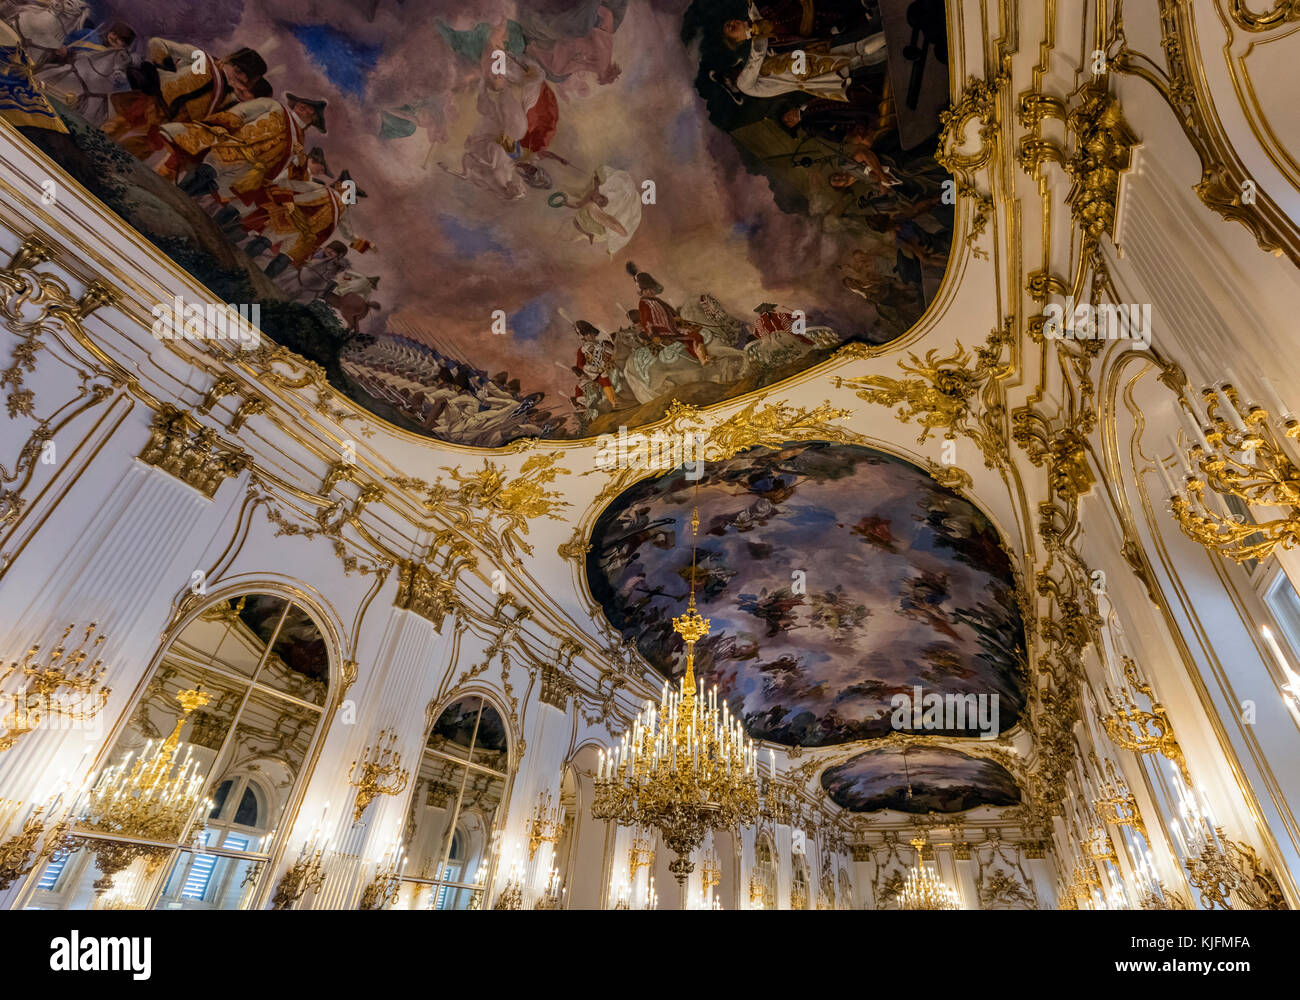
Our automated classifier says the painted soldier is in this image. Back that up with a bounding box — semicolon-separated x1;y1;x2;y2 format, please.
626;262;709;365
572;319;619;409
156;92;326;204
102;43;270;159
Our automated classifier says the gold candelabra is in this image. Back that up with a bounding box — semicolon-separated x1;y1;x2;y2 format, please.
1061;858;1105;910
748;869;774;909
898;837;961;910
359;844;406;910
1166;766;1286;910
1101;657;1189;783
1165;377;1300;562
701;845;721;891
0;624;110;751
348;728;410;821
610;875;657;910
83;687;212;842
591;503;761;885
628;828;655;878
534;866;565;909
527;788;562;861
1084;826;1119;866
493;882;524;910
271;813;330;910
0;796;71;891
1094;757;1146;839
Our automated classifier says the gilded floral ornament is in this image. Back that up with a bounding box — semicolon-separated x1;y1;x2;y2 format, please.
832;327;1009;462
579;398;860;519
390;452;569;561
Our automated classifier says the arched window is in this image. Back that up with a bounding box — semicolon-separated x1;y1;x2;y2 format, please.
395;695;509;910
791;857;810;910
750;834;777;910
27;593;332;910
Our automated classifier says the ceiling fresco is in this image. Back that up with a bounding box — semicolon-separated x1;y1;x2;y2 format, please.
586;442;1028;756
13;0;952;446
820;746;1021;813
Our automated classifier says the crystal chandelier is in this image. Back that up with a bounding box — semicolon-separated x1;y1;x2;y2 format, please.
899;838;961;910
592;502;760;886
82;687;212;842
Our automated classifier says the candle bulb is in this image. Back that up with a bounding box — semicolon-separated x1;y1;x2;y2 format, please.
1260;376;1294;423
1215;381;1248;434
1179;404;1211;453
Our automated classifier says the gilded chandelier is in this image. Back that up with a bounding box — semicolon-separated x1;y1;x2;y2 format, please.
1164;376;1300;563
899;838;961;910
82;687;211;841
592;504;760;885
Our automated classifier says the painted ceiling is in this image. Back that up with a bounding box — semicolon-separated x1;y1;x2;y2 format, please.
586;443;1029;775
820;746;1021;813
18;0;952;446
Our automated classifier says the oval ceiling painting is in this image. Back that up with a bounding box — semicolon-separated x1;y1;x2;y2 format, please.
16;0;952;446
587;442;1028;748
820;746;1021;813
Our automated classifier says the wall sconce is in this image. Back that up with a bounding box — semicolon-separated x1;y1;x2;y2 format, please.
1;624;109;752
348;728;410;821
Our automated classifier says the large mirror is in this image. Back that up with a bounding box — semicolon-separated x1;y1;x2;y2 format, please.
393;695;509;910
25;594;331;910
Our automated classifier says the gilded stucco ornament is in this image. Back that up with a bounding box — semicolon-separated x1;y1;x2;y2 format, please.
390;452;569;562
1017;80;1138;266
1226;0;1300;32
832;325;1011;468
138;404;249;499
935;73;1005;258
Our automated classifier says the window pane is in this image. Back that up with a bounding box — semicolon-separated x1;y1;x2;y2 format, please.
155;849;265;911
234;786;259;827
35;854;68;891
208;779;233;819
403;754;467;880
257;603;329;706
202;689;318;840
27;842;175;910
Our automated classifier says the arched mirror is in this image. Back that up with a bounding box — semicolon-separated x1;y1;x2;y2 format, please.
27;594;332;910
839;867;853;910
394;695;509;910
750;834;777;910
791;857;810;910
